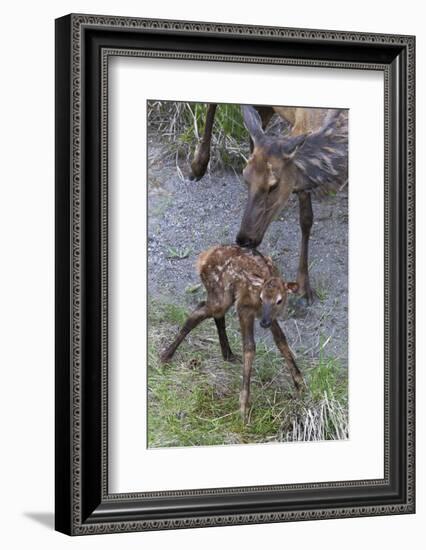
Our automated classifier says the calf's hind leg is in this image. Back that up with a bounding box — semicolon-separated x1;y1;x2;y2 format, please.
214;316;241;363
270;320;305;392
160;301;211;363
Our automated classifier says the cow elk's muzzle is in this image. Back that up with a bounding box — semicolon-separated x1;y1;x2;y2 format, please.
236;232;260;249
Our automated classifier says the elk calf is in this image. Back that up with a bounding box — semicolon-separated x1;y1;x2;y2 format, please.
160;245;304;422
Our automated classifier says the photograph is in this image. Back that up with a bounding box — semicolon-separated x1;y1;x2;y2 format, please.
147;101;349;448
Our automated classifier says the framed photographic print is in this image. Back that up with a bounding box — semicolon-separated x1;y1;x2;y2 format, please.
55;14;415;535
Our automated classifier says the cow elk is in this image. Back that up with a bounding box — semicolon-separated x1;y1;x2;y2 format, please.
190;104;348;304
160;245;304;422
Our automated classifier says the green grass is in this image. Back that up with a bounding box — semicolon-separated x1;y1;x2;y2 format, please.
147;299;348;448
147;101;250;172
313;278;329;302
185;283;202;295
166;246;192;260
315;286;328;302
288;341;348;442
148;195;171;218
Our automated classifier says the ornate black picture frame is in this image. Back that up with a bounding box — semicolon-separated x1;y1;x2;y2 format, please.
55;13;415;535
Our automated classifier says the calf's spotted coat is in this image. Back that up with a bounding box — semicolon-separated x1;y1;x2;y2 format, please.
160;245;304;421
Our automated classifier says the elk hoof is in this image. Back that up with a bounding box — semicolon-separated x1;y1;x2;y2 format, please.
304;288;316;306
293;374;307;395
297;286;316;306
190;159;208;181
159;349;173;364
239;394;250;424
240;407;249;425
224;353;242;364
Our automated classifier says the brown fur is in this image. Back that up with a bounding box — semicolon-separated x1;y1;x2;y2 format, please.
161;245;304;422
190;104;347;304
273;106;326;135
237;106;347;303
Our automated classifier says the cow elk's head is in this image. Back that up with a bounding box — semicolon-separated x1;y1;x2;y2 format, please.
236;105;306;249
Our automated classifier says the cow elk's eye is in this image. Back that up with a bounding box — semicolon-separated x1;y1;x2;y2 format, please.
276;298;282;305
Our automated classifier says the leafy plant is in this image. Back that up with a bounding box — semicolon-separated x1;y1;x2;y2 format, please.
148;101;251;173
167;246;191;259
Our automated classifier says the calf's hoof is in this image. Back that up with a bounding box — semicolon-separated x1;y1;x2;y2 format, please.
240;407;249;425
293;374;306;395
239;392;250;424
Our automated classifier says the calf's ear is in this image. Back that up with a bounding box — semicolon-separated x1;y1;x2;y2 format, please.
285;282;299;294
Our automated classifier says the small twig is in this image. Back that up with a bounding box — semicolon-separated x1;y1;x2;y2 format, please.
339;179;348;191
320;335;332;350
175;150;185;181
199;337;218;344
293;319;302;344
196;411;237;422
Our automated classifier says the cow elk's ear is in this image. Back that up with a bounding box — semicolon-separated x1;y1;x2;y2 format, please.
285;282;299;294
242;105;264;145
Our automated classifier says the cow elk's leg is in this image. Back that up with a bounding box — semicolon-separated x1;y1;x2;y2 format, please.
270;320;305;393
160;301;211;363
297;191;315;305
190;103;217;181
214;316;241;363
237;307;256;423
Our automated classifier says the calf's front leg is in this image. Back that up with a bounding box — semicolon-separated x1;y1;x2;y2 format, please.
237;307;255;423
270;320;305;392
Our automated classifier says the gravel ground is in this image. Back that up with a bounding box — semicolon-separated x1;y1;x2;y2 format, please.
147;141;348;369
